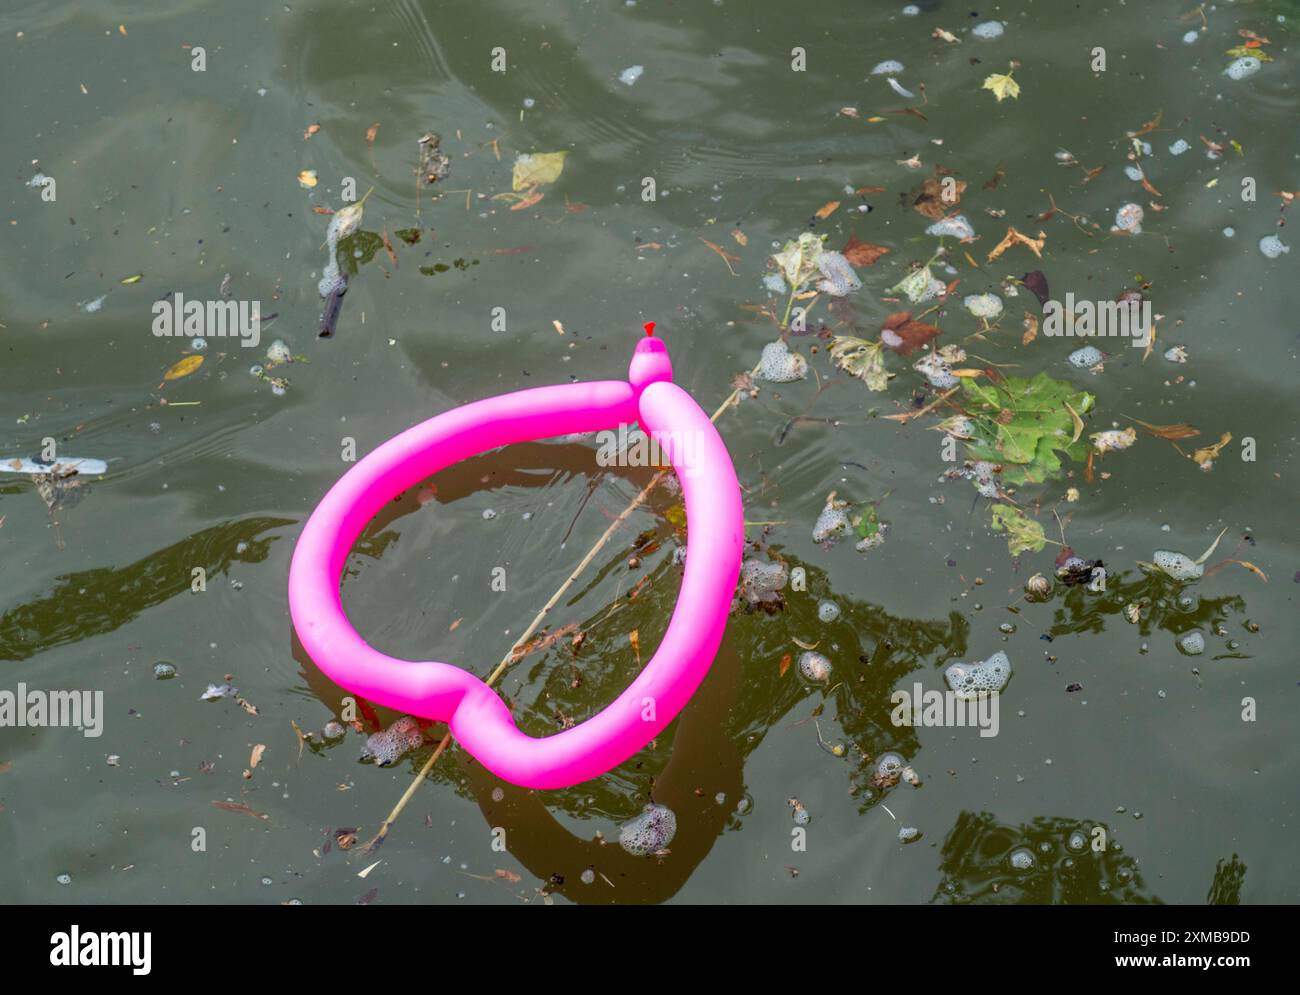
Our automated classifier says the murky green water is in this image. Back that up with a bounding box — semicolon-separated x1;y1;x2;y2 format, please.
1;0;1297;904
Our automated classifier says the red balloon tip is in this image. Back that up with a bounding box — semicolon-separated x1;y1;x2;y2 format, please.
643;321;656;337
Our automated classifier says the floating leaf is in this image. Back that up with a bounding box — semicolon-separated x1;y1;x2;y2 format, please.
163;355;204;381
773;232;824;288
879;311;940;356
814;200;840;219
829;336;891;391
842;235;890;267
987;227;1046;262
982;70;1020;102
910;177;967;220
297;169;318;188
889;264;941;304
512;151;568;191
1191;431;1232;470
119;273;143;285
960;373;1095;485
989;504;1047;556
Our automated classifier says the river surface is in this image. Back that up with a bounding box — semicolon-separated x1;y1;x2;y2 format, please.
1;0;1297;904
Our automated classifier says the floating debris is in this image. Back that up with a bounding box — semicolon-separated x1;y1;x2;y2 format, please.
618;803;676;855
887;77;914;99
1025;573;1052;601
2;456;107;476
416;132;451;185
758;339;808;382
77;294;108;314
201;684;237;701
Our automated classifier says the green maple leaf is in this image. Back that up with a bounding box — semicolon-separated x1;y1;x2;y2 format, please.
989;504;1047;556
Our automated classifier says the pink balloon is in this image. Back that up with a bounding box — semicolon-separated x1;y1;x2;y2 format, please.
288;330;744;788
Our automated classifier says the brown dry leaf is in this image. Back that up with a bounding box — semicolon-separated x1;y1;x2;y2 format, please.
1126;110;1164;138
1063;401;1085;445
986;226;1046;263
855;185;886;194
932;27;960;43
290;719;307;761
732;228;748;247
1081;165;1106;183
629;630;641;665
510;190;544;211
236;696;260;716
303;123;321;140
779;653;792;678
815;201;840;219
700;237;740;276
211;800;269;822
495;868;522;884
1191;432;1232;467
879;311;940;356
449;617;462;632
250;744;266;769
1226;560;1268;582
1130;418;1199;441
1139;173;1163;198
508;622;579;663
911;176;967;219
982;162;1006;191
163;355;204;381
366;122;380;145
842;235;890;267
1022;311;1039;345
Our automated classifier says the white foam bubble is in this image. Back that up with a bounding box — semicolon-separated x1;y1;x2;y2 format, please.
1068;345;1103;368
1259;235;1290;259
1152;549;1203;581
618;803;677;856
870;60;904;75
1223;56;1261;81
972;21;1004;39
758;340;808;383
799;651;832;683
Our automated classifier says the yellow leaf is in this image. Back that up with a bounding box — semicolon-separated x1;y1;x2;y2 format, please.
163;355;204;381
297;169;318;188
119;273;143;285
512;151;568;191
982;72;1020;102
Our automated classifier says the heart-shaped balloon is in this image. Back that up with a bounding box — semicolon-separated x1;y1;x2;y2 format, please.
288;325;744;789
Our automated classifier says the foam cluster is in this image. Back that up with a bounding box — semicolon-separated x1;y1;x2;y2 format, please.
944;651;1012;699
362;716;424;766
758;340;808;383
618;803;677;856
816;252;861;297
